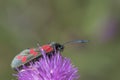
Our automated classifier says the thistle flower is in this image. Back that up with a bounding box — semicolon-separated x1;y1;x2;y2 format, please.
15;49;79;80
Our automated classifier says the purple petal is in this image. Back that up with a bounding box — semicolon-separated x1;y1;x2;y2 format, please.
16;50;79;80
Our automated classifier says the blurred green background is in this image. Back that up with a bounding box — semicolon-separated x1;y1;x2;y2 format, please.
0;0;120;80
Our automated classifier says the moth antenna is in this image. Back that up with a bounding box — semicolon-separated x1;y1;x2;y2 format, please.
62;40;89;46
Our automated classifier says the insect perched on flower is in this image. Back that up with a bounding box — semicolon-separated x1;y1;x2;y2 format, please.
11;40;88;70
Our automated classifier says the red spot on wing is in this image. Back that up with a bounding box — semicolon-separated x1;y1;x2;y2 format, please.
17;55;27;62
42;45;53;53
17;55;22;59
21;56;27;62
30;49;38;56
